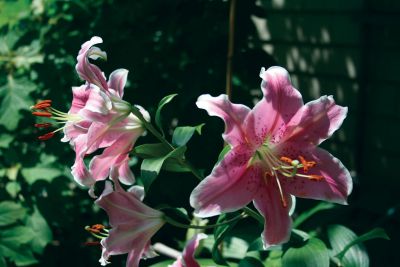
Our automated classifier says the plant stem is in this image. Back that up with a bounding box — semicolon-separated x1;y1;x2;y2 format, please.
225;0;237;99
164;212;247;230
243;207;264;224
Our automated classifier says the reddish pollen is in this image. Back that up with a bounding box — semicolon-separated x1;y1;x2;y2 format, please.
38;132;55;141
32;111;52;117
34;123;52;128
33;100;52;109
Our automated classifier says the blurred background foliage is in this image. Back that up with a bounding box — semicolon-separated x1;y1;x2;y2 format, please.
0;0;397;266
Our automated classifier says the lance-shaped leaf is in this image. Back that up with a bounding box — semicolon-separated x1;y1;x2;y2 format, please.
155;93;178;136
172;123;204;147
293;202;335;228
141;146;187;191
133;143;171;158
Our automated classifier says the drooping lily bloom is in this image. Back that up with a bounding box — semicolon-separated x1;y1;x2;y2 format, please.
190;66;352;248
95;181;165;267
32;37;150;187
169;233;207;267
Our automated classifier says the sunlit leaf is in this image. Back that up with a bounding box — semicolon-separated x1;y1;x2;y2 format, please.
0;76;36;130
0;202;27;227
5;182;21;198
335;227;389;260
282;238;329;267
0;226;37;266
0;134;13;148
328;225;376;267
26;208;53;254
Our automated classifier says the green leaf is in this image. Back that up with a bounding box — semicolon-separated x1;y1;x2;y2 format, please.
212;212;241;266
0;0;31;28
155;93;178;136
162;158;191;172
293;202;335;228
264;250;283;267
217;145;231;164
0;76;36;130
247;237;264;252
327;225;388;267
5;181;21;198
0;134;13;148
133;143;170;158
239;256;265;267
21;166;63;184
26;208;53;254
282;238;329;267
172;123;204;147
0;201;27;227
0;226;37;266
140;146;186;191
335;227;389;260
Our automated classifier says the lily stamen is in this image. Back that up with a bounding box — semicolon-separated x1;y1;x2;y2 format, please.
85;224;109;239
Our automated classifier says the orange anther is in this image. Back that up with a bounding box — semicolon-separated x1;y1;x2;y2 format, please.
280;156;293;164
32;111;52;117
309;175;323;181
38;132;55;141
298;156;316;173
91;224;105;230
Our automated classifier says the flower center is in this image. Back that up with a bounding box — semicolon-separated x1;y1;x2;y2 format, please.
31;100;82;140
251;140;324;207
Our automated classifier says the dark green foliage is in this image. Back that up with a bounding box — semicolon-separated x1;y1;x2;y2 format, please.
0;0;398;266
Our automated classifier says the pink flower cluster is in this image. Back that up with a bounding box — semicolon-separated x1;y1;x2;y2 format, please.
32;37;353;266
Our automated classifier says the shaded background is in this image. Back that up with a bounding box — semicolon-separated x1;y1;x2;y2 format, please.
0;0;398;266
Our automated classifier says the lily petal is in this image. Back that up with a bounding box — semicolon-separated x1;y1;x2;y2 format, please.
69;85;91;114
245;66;303;145
96;189;163;226
190;145;260;217
279;144;352;204
196;94;251;146
108;69;128;98
170;233;208;267
76;36;108;91
253;179;292;249
282;95;348;145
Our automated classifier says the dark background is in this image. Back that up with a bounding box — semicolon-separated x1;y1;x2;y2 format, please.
0;0;398;266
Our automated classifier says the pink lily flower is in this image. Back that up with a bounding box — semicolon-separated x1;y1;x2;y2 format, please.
32;37;150;187
96;181;165;267
190;66;352;248
169;233;207;267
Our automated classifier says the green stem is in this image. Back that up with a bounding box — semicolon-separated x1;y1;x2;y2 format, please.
243;207;264;224
164;212;246;229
